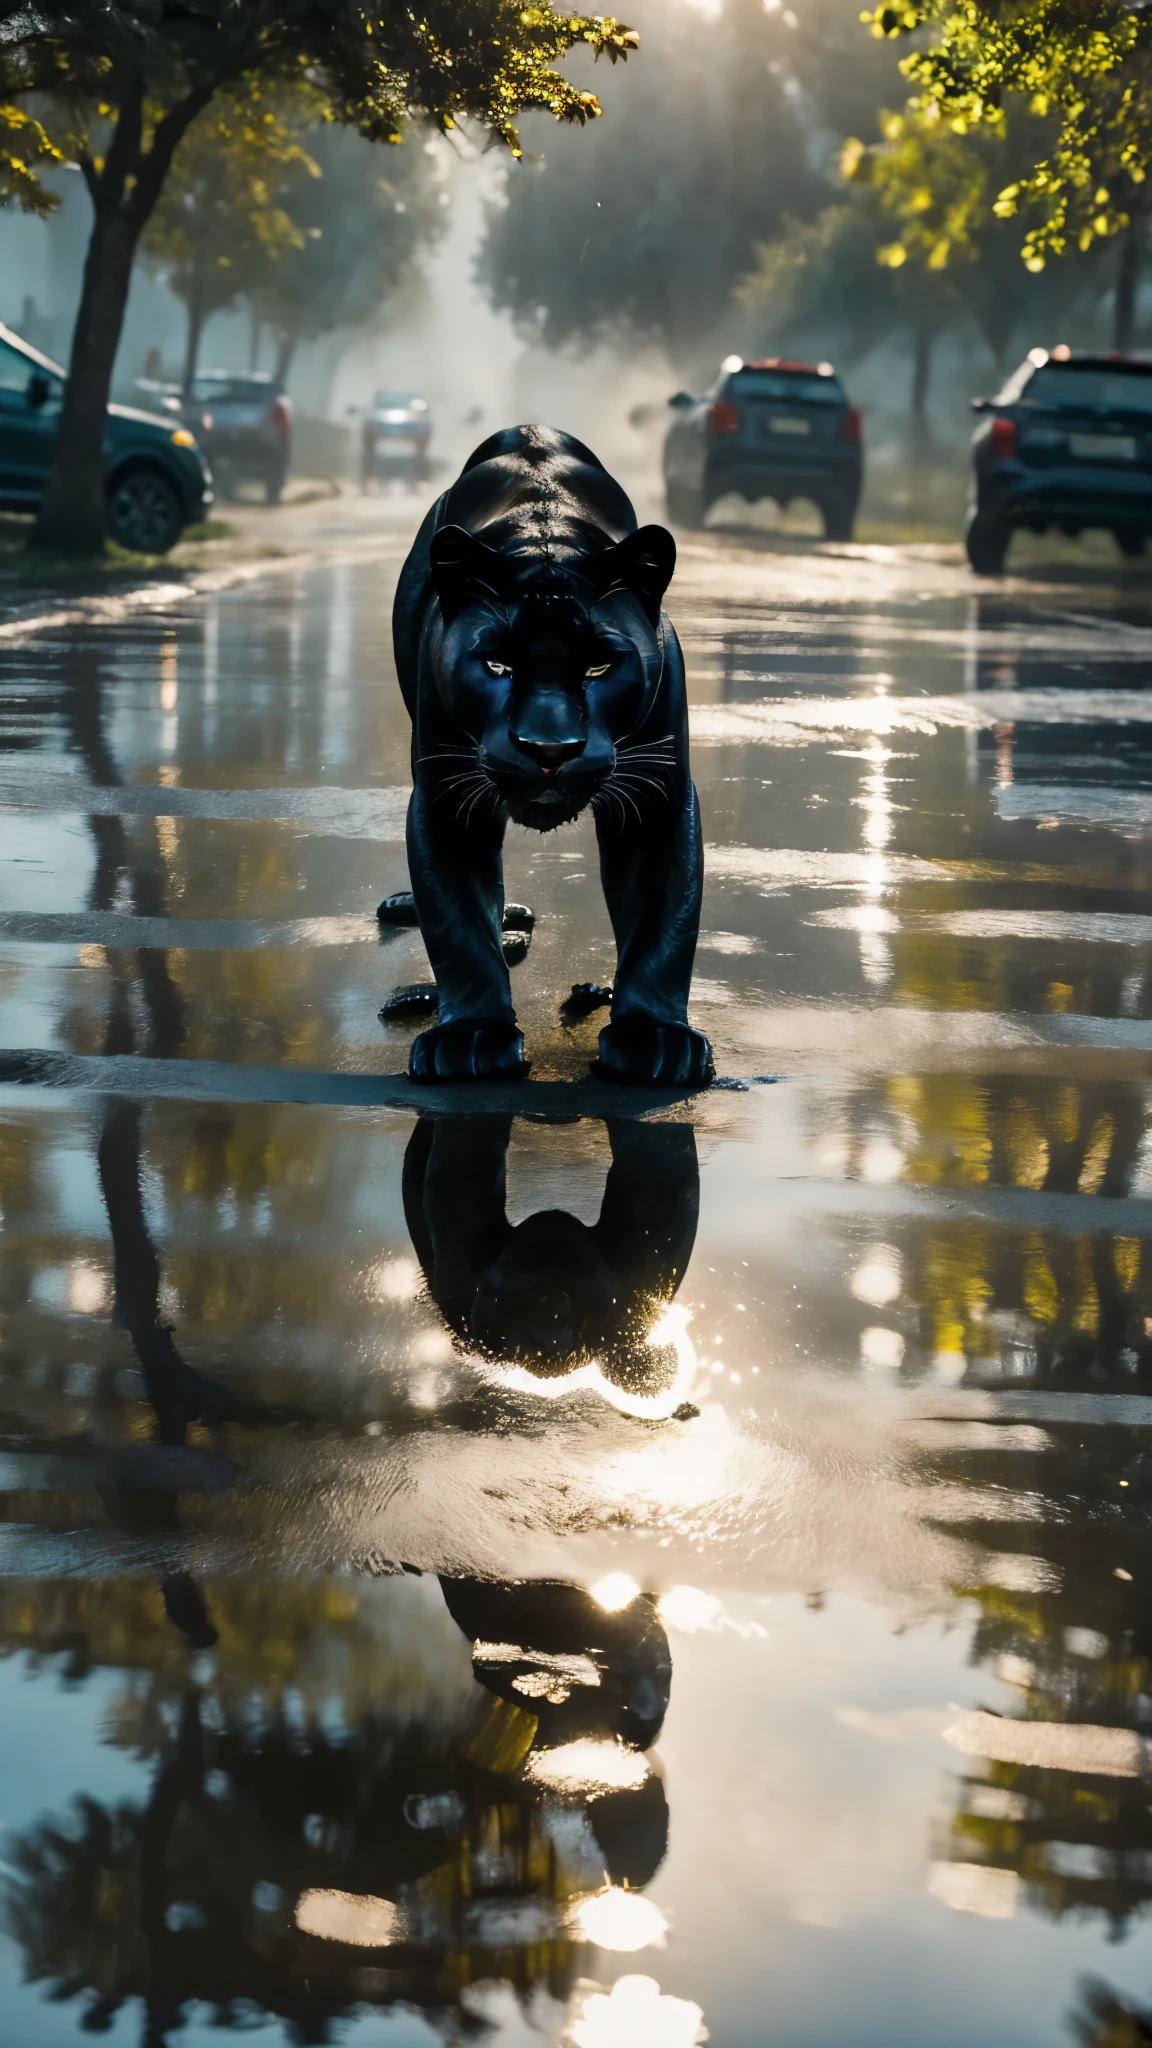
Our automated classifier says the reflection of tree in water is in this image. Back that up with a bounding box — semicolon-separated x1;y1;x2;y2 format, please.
804;1067;1152;1387
926;1417;1152;1938
799;1043;1152;1957
56;635;185;1062
1070;1976;1152;2046
0;1065;683;2040
0;639;700;2040
1;1571;671;2045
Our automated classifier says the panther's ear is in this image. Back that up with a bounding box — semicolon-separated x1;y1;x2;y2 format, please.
429;523;505;619
594;524;676;623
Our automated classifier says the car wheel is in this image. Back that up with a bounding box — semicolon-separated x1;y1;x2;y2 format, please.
821;498;855;542
665;482;708;528
1115;528;1146;559
106;466;185;554
264;471;285;506
965;506;1011;576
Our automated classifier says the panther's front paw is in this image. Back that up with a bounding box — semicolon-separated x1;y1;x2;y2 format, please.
409;1018;529;1082
593;1016;714;1088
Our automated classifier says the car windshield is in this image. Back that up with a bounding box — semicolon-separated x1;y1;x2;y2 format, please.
1008;364;1152;413
189;377;275;404
726;371;844;405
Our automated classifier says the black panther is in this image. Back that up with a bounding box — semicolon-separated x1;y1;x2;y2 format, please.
392;423;713;1086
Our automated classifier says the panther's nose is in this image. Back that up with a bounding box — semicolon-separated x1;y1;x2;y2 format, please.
512;735;585;774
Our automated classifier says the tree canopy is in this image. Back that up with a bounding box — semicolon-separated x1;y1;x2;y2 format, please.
0;0;640;550
478;0;825;362
140;86;321;389
864;1;1152;272
249;117;448;385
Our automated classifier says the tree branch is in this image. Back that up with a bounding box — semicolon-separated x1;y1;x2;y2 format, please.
127;81;217;229
99;69;145;211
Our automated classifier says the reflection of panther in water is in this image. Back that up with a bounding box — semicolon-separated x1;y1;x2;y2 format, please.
392;423;713;1086
402;1113;699;1393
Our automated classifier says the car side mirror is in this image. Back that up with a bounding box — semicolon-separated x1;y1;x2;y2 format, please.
970;397;990;413
668;391;695;411
26;371;52;412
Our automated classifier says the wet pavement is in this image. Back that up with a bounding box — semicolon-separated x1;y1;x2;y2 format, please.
2;523;1152;2045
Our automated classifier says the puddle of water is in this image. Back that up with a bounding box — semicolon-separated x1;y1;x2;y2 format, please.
2;553;1152;2043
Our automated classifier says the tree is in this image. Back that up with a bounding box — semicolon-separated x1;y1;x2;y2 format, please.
248;116;448;387
141;86;320;392
0;2;639;555
477;0;824;366
738;173;965;434
864;1;1152;349
740;93;1105;432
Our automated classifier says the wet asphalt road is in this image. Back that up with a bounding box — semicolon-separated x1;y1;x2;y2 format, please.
2;519;1152;2045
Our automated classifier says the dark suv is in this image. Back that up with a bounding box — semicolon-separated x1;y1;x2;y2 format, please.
967;348;1152;573
662;356;862;537
184;371;292;503
0;322;211;552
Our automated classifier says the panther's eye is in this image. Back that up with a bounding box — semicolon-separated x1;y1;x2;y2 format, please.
585;661;611;679
484;659;510;677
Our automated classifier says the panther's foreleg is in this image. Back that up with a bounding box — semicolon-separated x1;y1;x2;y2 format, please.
593;779;713;1087
405;780;528;1081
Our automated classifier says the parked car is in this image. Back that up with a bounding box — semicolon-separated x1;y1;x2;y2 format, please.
0;321;211;553
662;355;862;537
967;347;1152;573
184;371;292;503
360;389;431;487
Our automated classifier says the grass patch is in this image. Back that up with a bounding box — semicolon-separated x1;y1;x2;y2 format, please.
0;512;235;587
0;535;169;582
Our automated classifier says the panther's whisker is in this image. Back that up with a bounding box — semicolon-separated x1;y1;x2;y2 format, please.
614;773;669;801
616;730;675;751
461;781;495;831
593;787;624;831
435;774;488;807
606;779;643;827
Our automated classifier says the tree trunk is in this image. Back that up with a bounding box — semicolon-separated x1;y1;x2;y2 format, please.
32;206;141;553
181;292;206;395
32;82;213;555
911;318;934;439
1114;213;1143;353
274;326;299;387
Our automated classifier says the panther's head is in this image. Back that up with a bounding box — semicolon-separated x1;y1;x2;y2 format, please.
427;521;676;831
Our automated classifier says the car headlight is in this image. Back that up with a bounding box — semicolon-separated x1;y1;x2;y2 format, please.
170;428;197;449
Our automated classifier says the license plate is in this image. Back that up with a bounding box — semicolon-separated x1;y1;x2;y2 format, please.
767;415;811;436
1070;433;1136;461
